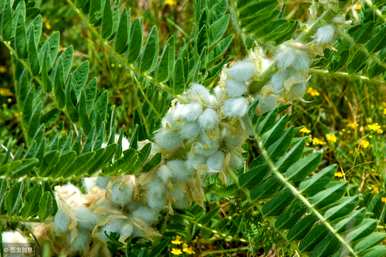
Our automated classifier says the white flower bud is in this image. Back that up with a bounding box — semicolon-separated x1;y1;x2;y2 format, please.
226;60;256;82
146;178;166;209
225;79;247;97
54;210;70;234
223;97;249;117
174;102;203;122
96;176;109;188
167;160;193;181
314;24;335;44
132;206;158;224
271;71;288;93
170;186;189;209
74;207;97;230
179;122;200;139
275;45;310;71
83;177;97;192
207;151;225;173
100;220;122;240
198;108;219;130
70;230;90;252
192;134;219;156
154;128;182;150
188;83;212;104
162;109;178;127
111;180;134;206
120;223;134;239
214;85;225;100
157;164;172;183
186;151;206;170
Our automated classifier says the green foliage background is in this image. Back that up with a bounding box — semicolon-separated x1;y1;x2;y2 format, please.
0;0;385;256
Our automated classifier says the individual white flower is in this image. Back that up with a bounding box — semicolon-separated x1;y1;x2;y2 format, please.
166;160;193;181
207;151;225;173
161;109;178;127
226;60;256;82
188;83;212;104
174;102;203;122
54;209;70;234
257;95;277;113
100;219;123;240
225;79;247;97
132;206;158;224
157;164;172;183
96;176;109;188
170;186;189;209
1;231;29;244
275;45;297;70
223;97;249;117
70;230;90;252
314;24;335;44
214;85;225;100
186;151;206;170
179;122;200;139
154;128;182;150
146;178;166;209
111;180;134;206
270;71;288;93
198;108;219;130
275;44;310;71
192;134;219;156
83;177;97;192
74;207;97;230
120;223;134;240
54;184;85;209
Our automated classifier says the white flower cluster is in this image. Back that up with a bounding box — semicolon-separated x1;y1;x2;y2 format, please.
257;24;335;113
35;59;258;255
33;21;338;256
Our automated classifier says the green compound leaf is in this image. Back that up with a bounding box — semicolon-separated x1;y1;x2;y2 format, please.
139;26;159;72
127;18;142;63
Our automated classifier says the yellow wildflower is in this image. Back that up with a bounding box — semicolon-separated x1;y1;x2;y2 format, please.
354;2;361;10
359;139;370;149
182;243;195;255
299;127;311;134
170;248;183;255
165;0;177;7
382;197;386;204
306;87;320;97
0;88;13;97
372;186;380;194
0;66;7;73
312;137;325;146
347;121;358;130
171;235;183;245
367;123;383;134
326;133;337;144
334;171;345;178
384;108;386;116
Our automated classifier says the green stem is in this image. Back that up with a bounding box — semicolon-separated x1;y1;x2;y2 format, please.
200;246;250;256
310;68;385;85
